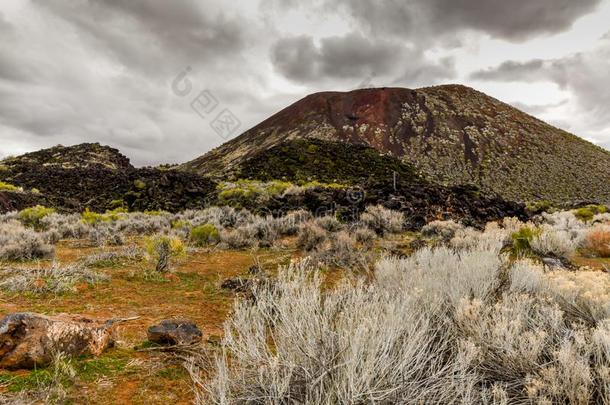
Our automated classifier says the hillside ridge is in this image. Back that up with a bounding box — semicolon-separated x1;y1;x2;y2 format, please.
182;85;610;203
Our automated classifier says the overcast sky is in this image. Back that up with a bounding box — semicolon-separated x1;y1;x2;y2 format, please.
1;0;609;166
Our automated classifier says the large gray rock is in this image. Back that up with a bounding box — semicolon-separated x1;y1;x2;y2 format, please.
147;319;202;346
0;312;116;369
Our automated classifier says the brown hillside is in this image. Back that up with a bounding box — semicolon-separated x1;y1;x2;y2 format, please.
183;85;610;203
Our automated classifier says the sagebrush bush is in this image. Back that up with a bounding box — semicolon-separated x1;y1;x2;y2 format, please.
81;246;144;268
0;221;54;261
360;205;404;234
297;222;327;251
219;228;253;249
314;215;343;232
271;209;312;236
197;245;610;404
353;226;376;247
0;263;108;294
310;230;372;269
190;223;220;247
421;219;464;242
530;224;580;260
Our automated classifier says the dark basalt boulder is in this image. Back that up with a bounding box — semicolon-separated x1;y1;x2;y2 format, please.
147;319;203;346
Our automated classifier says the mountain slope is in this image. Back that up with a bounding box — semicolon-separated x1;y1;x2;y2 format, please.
182;85;610;203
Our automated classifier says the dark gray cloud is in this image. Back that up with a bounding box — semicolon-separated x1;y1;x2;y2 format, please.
422;0;601;41
34;0;247;76
470;60;548;82
471;38;610;138
279;0;601;42
272;33;454;85
271;36;319;82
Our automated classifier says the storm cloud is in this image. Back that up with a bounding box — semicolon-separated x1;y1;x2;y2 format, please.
271;33;454;85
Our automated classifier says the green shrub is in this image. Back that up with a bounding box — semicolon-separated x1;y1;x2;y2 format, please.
144;210;167;216
108;199;126;210
171;219;190;229
18;206;55;230
133;179;146;190
0;181;20;192
190;224;220;246
525;200;553;215
510;227;540;257
217;179;344;207
81;208;127;225
145;235;186;273
573;205;606;222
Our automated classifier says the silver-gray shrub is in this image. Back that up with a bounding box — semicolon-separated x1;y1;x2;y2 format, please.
0;263;108;294
310;230;372;270
0;221;54;261
39;213;89;240
202;259;473;404
314;215;343;232
270;209;312;236
360;205;404;235
421;219;464;242
296;222;327;252
199;245;610;404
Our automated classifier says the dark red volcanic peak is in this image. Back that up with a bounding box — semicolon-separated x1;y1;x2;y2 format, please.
183;84;610;203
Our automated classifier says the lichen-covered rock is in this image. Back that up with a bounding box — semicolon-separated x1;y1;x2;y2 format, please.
147;319;202;346
0;312;116;369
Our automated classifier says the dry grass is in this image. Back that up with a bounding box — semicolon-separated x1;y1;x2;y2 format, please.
0;263;109;294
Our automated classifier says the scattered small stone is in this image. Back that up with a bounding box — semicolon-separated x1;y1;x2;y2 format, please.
0;312;116;370
147;319;202;346
221;277;251;292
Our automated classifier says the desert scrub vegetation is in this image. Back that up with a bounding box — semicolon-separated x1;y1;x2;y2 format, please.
583;226;610;258
145;234;186;273
18;205;56;230
190;224;220;247
0;263;108;294
216;179;345;208
360;204;404;235
80;246;144;268
0;221;54;261
574;205;608;222
193;236;610;404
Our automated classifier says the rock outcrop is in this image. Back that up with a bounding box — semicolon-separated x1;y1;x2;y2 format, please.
0;312;116;369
